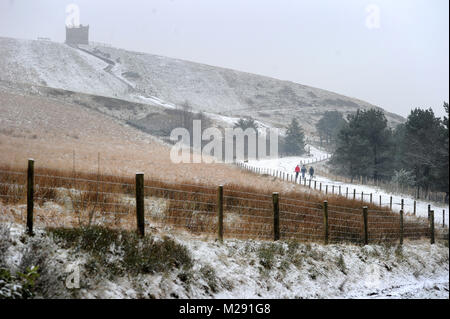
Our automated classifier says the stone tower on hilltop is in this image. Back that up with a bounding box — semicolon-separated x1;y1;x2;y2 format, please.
65;25;89;45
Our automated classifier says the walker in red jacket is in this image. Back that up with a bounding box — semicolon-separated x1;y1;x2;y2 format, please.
295;165;300;181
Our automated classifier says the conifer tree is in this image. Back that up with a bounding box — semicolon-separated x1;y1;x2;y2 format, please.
284;118;306;156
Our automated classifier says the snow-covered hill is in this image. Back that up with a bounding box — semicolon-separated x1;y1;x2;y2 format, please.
0;37;130;99
0;37;404;136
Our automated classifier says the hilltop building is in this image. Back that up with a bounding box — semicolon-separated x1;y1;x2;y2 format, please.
65;25;89;45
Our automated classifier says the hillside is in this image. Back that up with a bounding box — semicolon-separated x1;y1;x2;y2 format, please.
0;86;305;192
0;37;404;136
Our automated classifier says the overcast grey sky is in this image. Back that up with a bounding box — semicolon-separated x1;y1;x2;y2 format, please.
0;0;448;118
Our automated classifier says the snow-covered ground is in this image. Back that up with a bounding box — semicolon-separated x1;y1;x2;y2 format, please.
136;95;177;109
244;147;449;225
247;144;330;167
0;222;448;299
187;237;449;299
204;112;279;136
309;175;449;224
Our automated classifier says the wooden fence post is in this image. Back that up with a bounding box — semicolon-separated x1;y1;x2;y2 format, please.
339;186;341;195
26;159;34;236
320;183;322;192
353;189;356;200
363;206;368;245
314;180;317;190
390;196;392;210
325;185;328;195
361;191;364;202
401;199;404;211
346;187;348;198
370;193;372;204
430;210;435;245
273;192;280;241
413;201;416;216
332;185;334;194
443;209;445;227
323;200;329;245
135;172;145;237
217;185;224;242
428;204;431;220
379;195;382;206
399;209;404;245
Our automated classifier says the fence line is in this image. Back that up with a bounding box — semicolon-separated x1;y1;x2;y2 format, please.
235;161;448;216
0;160;448;245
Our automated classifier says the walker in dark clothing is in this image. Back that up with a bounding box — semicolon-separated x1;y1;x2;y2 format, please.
309;167;315;178
301;165;307;179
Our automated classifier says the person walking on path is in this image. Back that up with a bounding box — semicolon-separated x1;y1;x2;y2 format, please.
295;165;300;181
309;166;315;179
301;164;307;179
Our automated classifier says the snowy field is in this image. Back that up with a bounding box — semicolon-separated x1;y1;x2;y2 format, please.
0;222;448;299
245;146;449;225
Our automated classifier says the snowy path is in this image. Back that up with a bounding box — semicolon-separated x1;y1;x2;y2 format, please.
247;144;330;168
75;45;178;109
242;145;449;225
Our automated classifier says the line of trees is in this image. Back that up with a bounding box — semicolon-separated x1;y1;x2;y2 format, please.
233;117;307;158
315;110;346;149
328;103;449;201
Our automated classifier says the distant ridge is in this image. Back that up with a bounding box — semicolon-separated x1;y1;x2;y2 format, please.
0;36;404;134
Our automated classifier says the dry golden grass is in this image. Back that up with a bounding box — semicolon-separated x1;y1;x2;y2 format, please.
0;90;440;243
0;165;433;244
0;90;300;193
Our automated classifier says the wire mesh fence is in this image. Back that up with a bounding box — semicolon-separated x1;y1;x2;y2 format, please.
236;162;449;220
0;165;448;245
